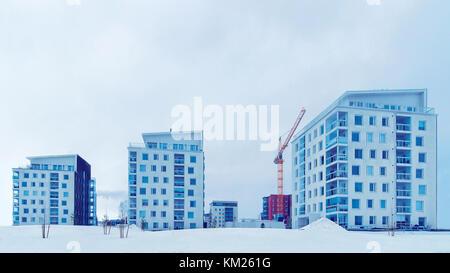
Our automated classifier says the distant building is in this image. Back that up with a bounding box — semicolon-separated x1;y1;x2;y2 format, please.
261;194;292;228
203;212;211;228
12;154;95;226
127;131;205;231
209;201;238;228
225;219;285;229
291;89;437;230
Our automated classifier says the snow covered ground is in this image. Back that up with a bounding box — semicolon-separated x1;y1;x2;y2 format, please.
1;218;449;253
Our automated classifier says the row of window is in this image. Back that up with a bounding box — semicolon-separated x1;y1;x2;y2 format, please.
352;199;425;211
137;188;197;197
145;142;200;152
18;199;69;206
20;190;69;197
136;164;196;174
28;164;75;171
139;210;197;219
19;180;69;188
20;217;69;224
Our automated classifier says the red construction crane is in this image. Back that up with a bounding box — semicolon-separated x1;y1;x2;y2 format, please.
273;108;306;222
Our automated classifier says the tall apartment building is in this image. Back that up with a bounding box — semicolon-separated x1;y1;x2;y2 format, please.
128;131;205;230
261;194;292;228
209;201;238;228
291;89;437;230
12;154;95;226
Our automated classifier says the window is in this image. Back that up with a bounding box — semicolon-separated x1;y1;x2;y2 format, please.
369;116;376;126
190;178;196;185
382;150;389;159
369;216;376;225
380;200;386;209
139;188;146;195
419;121;426;131
153;177;159;183
416;137;424;147
355;216;363;225
142;176;149;183
355;149;363;159
370;150;376;159
382;183;389;193
419;153;426;163
63;175;69;180
190;201;196;208
367;166;374;176
188;212;194;219
154;154;159;160
367;199;373;208
367;132;373;143
188;189;194;196
416;169;424;179
382;216;389;225
379;133;386;143
419;185;427;195
382;117;389;127
142;153;149;160
188;167;194;174
352;199;360;209
380;167;386;176
355;182;363;193
355;115;363;126
352;132;360;142
190;156;196;163
139;165;146;172
369;183;376;192
352;166;360;176
416;201;424;211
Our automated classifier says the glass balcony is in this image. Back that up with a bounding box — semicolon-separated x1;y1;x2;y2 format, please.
326;204;348;213
396;157;411;164
396;206;411;213
396;190;411;197
396;173;411;180
396;140;411;148
396;124;411;131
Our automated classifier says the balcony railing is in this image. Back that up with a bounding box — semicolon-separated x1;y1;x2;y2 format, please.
396;190;411;197
326;171;347;181
396;173;411;180
326;204;348;213
396;124;411;131
326;154;348;165
326;187;348;197
396;140;411;148
396;206;411;213
396;157;411;164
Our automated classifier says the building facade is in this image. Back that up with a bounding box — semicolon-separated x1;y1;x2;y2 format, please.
89;178;97;225
209;201;238;228
12;154;94;226
291;89;437;230
128;131;205;230
261;194;291;228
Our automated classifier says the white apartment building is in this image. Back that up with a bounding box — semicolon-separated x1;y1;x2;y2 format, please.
12;154;95;226
291;89;437;230
128;131;205;230
209;201;238;228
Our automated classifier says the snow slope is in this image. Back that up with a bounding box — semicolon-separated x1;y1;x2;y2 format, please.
0;221;449;253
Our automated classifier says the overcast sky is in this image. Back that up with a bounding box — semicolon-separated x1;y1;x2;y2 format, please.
1;0;449;227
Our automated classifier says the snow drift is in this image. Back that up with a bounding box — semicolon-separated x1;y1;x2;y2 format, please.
300;218;347;233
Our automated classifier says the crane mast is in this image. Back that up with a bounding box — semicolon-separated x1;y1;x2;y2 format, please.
273;108;306;223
